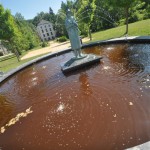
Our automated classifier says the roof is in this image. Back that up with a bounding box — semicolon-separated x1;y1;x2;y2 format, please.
37;20;52;26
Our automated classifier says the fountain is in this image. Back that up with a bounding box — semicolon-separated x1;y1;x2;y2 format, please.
0;9;150;150
61;9;102;73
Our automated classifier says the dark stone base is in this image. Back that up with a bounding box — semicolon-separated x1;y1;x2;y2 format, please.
61;54;102;73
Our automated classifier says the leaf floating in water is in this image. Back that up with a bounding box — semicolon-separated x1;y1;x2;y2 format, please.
42;66;46;69
129;102;133;106
0;107;33;134
113;114;117;118
0;127;5;133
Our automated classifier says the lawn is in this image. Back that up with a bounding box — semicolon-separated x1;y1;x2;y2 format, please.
91;19;150;42
0;19;150;73
0;53;49;73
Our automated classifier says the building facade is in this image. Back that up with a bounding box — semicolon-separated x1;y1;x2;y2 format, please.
37;20;56;41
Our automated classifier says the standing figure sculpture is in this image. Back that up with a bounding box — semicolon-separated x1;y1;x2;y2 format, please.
65;9;85;59
61;9;102;73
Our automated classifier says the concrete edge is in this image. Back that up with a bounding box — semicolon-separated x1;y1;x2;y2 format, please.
126;141;150;150
0;36;150;84
82;36;150;48
0;48;71;83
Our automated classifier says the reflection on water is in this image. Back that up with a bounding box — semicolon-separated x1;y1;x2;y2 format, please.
0;44;150;150
79;73;92;95
0;95;14;127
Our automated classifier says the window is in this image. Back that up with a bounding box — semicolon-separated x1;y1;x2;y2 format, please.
51;32;53;35
46;29;48;32
43;34;45;37
49;28;51;31
47;33;49;36
42;30;44;33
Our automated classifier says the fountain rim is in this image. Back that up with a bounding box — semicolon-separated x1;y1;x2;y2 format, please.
0;36;150;84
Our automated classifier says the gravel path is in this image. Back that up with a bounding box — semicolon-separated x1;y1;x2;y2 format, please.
21;38;89;60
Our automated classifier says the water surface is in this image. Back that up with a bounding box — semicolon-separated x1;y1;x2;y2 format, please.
0;44;150;150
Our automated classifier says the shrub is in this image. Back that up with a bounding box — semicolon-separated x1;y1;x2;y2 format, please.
0;52;3;56
41;42;48;47
57;36;67;42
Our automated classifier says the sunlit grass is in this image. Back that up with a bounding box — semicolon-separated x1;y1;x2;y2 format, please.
0;53;49;73
91;19;150;42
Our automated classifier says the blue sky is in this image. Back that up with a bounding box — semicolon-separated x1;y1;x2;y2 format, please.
0;0;66;19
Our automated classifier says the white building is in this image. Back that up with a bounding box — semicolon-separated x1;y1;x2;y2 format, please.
37;20;56;41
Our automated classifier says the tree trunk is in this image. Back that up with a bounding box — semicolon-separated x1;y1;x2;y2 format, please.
9;39;20;62
88;25;92;41
125;7;129;35
14;49;20;62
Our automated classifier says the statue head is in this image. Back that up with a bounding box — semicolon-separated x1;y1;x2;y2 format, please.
66;9;72;18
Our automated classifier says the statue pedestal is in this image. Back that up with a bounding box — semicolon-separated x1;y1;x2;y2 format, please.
61;54;102;73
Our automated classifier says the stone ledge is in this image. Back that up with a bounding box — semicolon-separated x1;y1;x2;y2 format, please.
61;54;102;73
126;141;150;150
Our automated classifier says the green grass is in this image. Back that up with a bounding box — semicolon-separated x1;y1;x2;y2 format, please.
0;53;49;73
91;19;150;42
0;19;150;73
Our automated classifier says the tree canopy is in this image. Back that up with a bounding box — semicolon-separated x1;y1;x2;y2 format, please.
0;4;40;55
54;0;149;37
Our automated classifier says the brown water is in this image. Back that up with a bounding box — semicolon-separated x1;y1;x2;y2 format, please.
0;44;150;150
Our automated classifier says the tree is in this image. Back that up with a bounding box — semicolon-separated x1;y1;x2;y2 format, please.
14;13;40;50
0;4;22;61
106;0;138;35
0;5;40;62
55;0;75;37
76;0;94;40
0;5;18;41
32;9;56;26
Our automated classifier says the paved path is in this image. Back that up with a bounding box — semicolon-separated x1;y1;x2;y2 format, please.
21;38;90;60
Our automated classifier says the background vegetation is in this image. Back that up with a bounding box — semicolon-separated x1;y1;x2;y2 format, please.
0;0;150;57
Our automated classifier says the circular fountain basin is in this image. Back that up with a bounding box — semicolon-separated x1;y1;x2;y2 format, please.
0;38;150;150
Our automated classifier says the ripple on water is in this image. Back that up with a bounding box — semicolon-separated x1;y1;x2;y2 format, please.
0;44;150;150
0;95;14;127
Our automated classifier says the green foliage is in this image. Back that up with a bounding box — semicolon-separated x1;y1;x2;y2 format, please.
0;54;15;61
128;1;147;23
0;5;20;41
0;52;3;56
55;1;75;37
1;0;149;53
54;0;150;39
78;22;88;36
41;41;48;47
106;0;137;8
55;9;67;37
14;13;40;51
32;8;55;26
75;0;94;39
57;36;67;42
0;5;40;56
